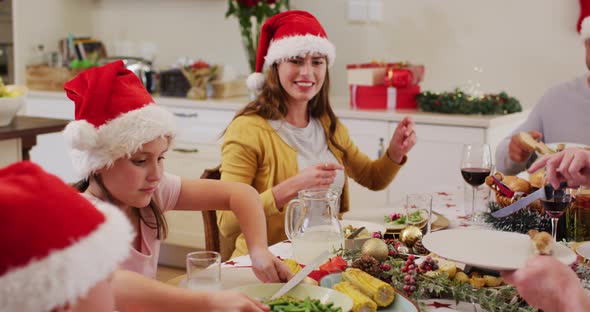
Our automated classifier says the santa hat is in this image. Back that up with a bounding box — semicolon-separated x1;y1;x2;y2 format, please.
247;10;336;91
582;16;590;41
0;161;133;312
63;60;176;178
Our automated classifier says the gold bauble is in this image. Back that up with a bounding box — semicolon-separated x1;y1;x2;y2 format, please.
400;226;423;248
360;238;389;261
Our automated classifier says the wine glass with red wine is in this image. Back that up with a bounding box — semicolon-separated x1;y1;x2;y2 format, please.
541;178;574;241
460;144;492;222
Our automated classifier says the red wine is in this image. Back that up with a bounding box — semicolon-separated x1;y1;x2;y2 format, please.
461;168;491;187
541;198;572;218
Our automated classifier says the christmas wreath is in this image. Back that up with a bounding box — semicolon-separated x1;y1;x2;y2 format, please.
417;89;522;115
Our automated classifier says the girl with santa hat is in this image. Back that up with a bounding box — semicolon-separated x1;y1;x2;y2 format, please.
62;60;290;311
219;10;417;258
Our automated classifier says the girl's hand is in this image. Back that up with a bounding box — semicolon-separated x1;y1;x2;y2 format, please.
388;116;416;164
203;290;270;312
249;247;294;283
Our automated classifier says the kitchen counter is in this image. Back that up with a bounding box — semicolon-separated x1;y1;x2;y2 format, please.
28;90;528;129
0;115;69;167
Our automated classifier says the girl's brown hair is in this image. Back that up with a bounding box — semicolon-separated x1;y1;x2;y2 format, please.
230;64;348;161
73;175;168;240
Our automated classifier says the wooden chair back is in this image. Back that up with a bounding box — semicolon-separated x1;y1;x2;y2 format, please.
200;165;222;255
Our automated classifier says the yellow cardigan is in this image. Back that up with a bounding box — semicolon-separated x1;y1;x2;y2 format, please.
218;114;405;258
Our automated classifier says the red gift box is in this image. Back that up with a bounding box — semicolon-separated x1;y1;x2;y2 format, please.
349;84;420;110
346;62;425;86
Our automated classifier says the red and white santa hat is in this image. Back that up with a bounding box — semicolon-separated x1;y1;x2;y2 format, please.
247;10;336;91
0;161;133;312
63;60;176;178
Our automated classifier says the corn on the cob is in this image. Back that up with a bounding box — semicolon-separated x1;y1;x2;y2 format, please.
282;258;302;274
334;281;377;312
342;268;395;307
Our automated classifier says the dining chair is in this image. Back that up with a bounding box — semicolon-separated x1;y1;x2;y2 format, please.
200;165;222;254
199;165;237;261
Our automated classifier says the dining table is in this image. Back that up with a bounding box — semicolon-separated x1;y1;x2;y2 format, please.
168;185;509;312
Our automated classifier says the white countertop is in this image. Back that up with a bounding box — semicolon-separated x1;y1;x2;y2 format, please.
28;90;528;128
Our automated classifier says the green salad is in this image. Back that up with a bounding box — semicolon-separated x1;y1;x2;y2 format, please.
384;210;423;224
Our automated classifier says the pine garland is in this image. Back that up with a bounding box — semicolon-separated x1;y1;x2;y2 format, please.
417;89;522;115
338;249;536;312
483;202;552;233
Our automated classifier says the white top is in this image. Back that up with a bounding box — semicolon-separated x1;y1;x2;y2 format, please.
268;118;345;193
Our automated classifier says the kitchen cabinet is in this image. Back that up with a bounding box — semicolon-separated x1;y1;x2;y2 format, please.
338;118;390;210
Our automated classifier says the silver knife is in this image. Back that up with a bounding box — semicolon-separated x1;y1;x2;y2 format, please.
269;250;331;300
491;185;547;218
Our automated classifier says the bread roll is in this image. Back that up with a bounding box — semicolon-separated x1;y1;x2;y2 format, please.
528;230;553;255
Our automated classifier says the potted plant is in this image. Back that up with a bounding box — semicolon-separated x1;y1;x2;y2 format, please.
225;0;290;73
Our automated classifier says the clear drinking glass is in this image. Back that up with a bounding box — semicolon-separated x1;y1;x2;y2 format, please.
186;251;221;291
405;193;433;234
460;144;492;223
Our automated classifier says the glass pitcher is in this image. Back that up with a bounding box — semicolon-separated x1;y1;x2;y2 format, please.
285;188;343;264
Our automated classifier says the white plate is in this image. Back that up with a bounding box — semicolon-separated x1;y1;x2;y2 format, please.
422;229;577;271
340;219;386;236
576;242;590;260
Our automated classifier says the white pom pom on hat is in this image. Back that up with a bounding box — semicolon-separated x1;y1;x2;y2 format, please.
63;120;98;151
247;72;266;91
247;10;336;91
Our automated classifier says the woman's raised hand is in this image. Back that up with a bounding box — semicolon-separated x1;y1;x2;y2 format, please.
387;116;416;164
249;247;294;283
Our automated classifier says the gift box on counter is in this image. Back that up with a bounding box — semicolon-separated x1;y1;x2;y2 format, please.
346;62;425;86
349;84;420;110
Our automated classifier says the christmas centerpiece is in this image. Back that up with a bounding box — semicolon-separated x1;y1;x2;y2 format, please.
315;237;590;311
417;89;522;115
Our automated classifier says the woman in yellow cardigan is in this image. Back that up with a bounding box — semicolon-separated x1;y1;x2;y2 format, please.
219;10;416;258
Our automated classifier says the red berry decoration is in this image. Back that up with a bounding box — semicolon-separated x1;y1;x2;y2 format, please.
372;231;382;239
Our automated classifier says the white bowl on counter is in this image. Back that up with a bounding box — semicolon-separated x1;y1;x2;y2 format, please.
0;96;24;126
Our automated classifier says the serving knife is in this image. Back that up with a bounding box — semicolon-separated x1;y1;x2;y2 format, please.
491;182;567;218
269;250;331;300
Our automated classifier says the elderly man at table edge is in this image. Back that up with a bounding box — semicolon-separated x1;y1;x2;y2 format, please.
500;148;590;312
217;10;416;259
494;17;590;175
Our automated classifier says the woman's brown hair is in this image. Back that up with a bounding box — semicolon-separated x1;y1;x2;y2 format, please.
73;175;168;240
230;63;348;161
